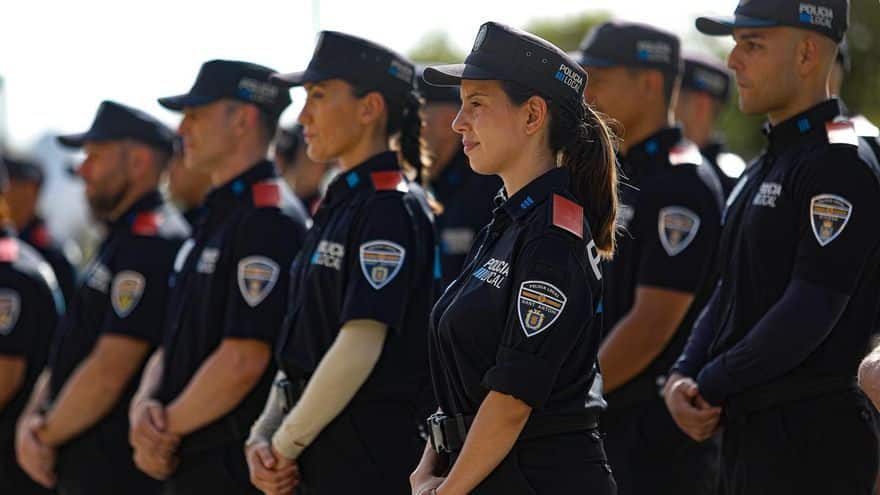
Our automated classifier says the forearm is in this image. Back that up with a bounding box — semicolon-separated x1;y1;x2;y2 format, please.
697;279;848;405
0;357;25;411
272;320;387;459
672;287;722;378
166;339;271;436
437;391;531;495
858;348;880;409
132;350;164;409
599;316;670;393
247;370;287;443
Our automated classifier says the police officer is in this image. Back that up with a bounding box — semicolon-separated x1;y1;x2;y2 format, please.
243;32;436;495
0;159;62;494
407;22;618;495
415;66;501;289
166;142;211;230
576;21;725;495
675;54;747;195
2;154;77;306
667;1;880;493
15;100;189;495
829;38;880;158
128;60;308;494
274;124;334;216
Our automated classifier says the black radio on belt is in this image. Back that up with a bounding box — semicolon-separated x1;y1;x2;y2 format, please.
427;412;472;454
275;376;303;414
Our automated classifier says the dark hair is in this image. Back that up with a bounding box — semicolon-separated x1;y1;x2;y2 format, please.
500;80;619;258
627;68;678;106
258;109;281;144
351;85;426;183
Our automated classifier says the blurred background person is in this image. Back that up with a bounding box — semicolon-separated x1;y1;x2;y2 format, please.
274;124;334;215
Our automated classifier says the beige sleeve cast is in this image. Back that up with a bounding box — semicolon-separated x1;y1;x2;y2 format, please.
271;319;388;459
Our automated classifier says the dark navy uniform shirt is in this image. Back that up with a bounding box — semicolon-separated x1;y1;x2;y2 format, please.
158;160;308;453
603;127;724;409
20;217;76;308
276;151;436;406
430;168;604;419
0;231;62;435
48;191;188;437
701;141;747;198
430;150;501;290
675;99;880;413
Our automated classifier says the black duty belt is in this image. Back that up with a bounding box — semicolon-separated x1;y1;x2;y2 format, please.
427;412;599;455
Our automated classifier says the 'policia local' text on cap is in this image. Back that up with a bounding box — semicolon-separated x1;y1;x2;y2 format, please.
422;22;587;116
273;31;416;100
696;0;849;43
681;53;732;102
57;100;175;154
575;21;682;76
158;60;291;116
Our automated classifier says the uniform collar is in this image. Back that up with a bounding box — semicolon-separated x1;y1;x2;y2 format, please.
205;160;277;208
321;151;401;208
763;99;844;153
622;127;684;166
108;190;163;232
498;167;569;221
701;141;723;163
430;149;469;200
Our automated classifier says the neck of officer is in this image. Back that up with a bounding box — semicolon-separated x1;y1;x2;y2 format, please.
768;75;830;126
337;132;389;172
620;107;672;155
499;143;556;198
209;141;269;187
108;179;157;222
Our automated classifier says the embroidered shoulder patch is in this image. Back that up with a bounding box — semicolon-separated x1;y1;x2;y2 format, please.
658;207;701;256
132;213;161;236
825;121;859;146
359;240;406;290
111;271;146;318
0;289;21;335
810;194;852;247
370;171;407;192
237;256;281;307
252;181;282;208
517;281;567;338
551;194;583;239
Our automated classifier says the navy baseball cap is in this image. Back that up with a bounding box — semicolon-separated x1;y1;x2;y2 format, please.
57;101;175;153
273;31;416;100
416;65;460;104
576;21;681;76
423;22;587;115
696;0;848;42
681;53;732;101
159;60;291;116
2;155;44;184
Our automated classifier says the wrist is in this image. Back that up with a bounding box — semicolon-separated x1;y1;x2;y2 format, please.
271;431;305;461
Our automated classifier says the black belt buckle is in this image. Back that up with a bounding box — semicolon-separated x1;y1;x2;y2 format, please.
427;413;448;454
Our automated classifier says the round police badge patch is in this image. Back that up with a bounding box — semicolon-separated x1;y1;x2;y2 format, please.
517;281;567;338
810;194;852;247
111;271;146;318
237;256;280;307
359;240;406;290
658;206;701;256
0;289;21;335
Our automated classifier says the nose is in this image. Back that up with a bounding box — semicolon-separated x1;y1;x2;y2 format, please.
451;106;467;135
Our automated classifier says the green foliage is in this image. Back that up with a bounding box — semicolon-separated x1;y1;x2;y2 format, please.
524;12;611;52
840;0;880;123
408;32;466;64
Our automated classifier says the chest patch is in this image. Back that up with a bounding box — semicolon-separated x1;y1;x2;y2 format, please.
311;240;345;270
658;207;701;256
359;240;406;290
517;281;567;338
810;194;852;247
472;258;509;289
86;263;112;293
111;271;146;318
0;290;21;335
197;248;221;274
237;256;280;307
753;182;783;208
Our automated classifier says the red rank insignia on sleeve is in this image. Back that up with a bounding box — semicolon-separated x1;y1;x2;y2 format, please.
252;182;282;208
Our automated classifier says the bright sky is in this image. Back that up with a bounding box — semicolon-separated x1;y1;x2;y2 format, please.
0;0;736;149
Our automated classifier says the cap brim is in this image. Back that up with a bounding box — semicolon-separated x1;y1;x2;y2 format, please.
422;64;498;87
271;68;333;88
696;15;779;36
56;132;89;148
157;93;218;111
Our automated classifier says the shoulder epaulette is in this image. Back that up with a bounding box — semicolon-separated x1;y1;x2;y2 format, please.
252;181;282;208
826;121;859;146
551;194;583;239
0;238;20;262
669;142;704;166
370;171;407;192
132;212;161;236
30;224;52;249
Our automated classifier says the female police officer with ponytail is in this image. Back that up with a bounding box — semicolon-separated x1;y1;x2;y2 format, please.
243;32;437;495
411;22;618;495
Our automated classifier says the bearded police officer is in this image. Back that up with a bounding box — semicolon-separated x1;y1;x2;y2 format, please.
128;60;308;494
667;1;880;493
15;101;189;495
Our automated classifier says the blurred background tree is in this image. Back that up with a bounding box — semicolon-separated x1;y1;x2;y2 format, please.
409;0;879;161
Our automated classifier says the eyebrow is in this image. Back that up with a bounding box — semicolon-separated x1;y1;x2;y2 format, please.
462;91;488;99
736;32;766;41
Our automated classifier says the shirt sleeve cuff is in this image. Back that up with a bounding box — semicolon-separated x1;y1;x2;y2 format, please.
482;346;556;409
696;356;733;406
